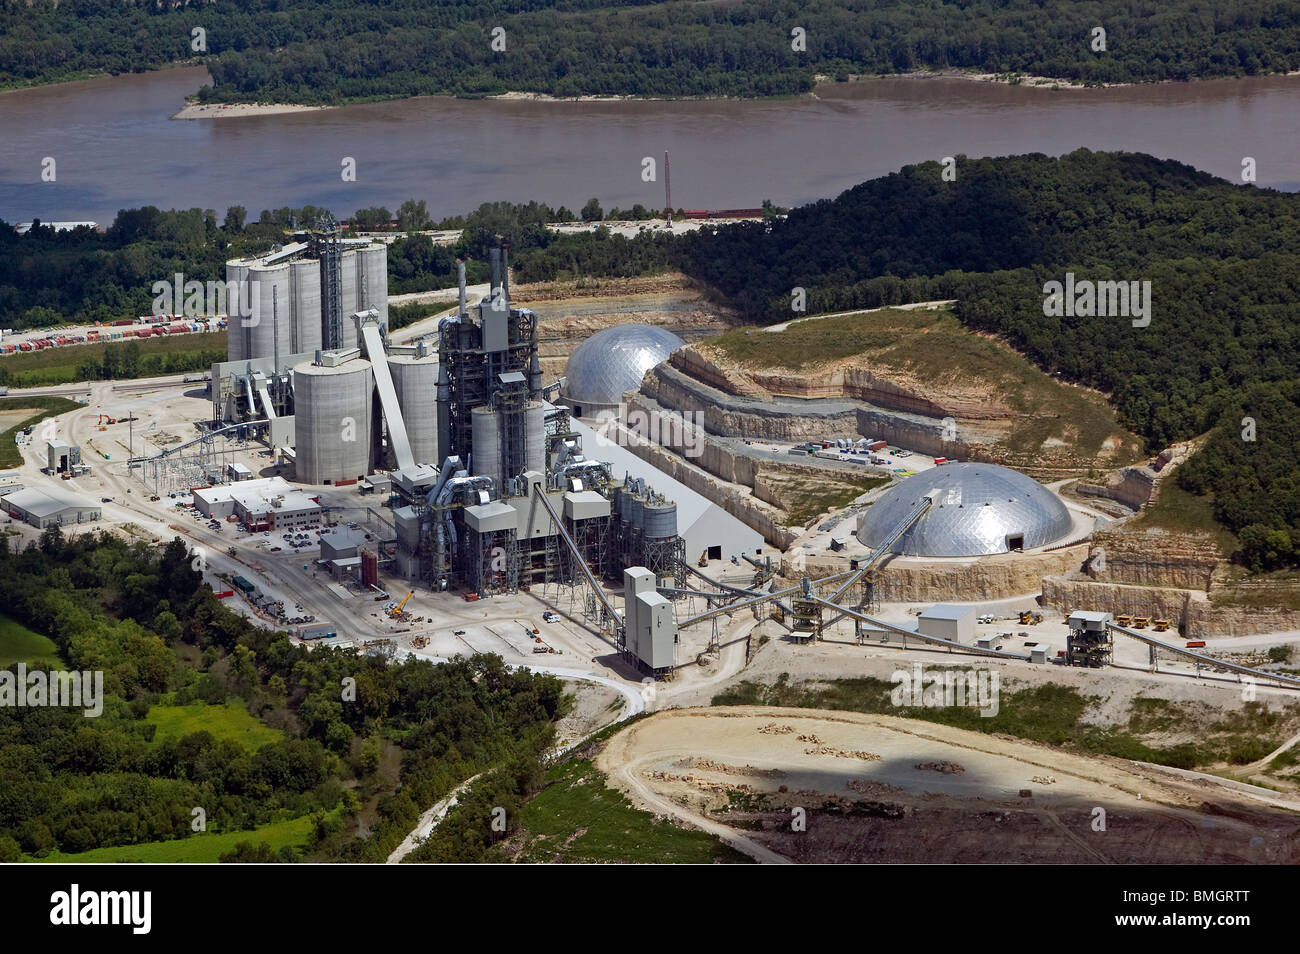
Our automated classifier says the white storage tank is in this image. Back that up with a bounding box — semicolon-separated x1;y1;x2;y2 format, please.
293;356;374;484
388;353;439;466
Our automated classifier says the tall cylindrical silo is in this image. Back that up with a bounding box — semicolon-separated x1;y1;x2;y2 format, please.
225;260;249;362
388;353;439;466
360;245;389;331
292;357;374;484
338;250;359;350
246;262;292;362
524;401;545;476
470;406;501;494
290;260;322;356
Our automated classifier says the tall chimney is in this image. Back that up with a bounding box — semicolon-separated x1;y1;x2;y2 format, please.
457;259;467;316
501;240;511;306
489;247;501;303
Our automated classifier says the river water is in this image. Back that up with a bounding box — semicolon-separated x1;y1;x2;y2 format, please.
2;66;1297;225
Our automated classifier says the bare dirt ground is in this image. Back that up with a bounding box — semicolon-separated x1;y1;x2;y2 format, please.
597;706;1300;864
553;680;625;750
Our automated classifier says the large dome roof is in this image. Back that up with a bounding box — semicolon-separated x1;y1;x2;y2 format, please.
856;462;1073;557
563;324;684;407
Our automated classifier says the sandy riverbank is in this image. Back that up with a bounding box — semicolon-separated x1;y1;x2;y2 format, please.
172;102;331;119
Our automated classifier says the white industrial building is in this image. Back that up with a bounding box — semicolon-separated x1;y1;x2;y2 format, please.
569;416;765;563
917;604;977;643
2;487;100;528
192;476;321;530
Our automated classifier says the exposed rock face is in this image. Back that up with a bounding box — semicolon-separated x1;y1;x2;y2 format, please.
787;546;1090;602
1042;576;1300;638
681;343;1009;420
1043;576;1205;628
1075;441;1198;511
1084;528;1220;591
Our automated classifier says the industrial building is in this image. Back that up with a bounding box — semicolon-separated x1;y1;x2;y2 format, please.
856;462;1074;557
46;439;88;477
2;487;100;528
917;604;977;643
559;324;684;419
192;476;322;530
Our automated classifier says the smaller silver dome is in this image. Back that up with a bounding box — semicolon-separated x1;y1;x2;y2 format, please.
563;324;684;407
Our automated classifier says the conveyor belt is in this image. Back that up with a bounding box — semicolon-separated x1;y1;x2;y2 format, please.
359;318;416;472
253;375;277;420
827;496;931;604
1107;623;1300;688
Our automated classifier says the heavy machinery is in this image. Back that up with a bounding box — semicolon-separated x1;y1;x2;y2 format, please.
388;591;413;618
697;550;708;567
1153;618;1171;632
1018;610;1043;625
1132;616;1150;629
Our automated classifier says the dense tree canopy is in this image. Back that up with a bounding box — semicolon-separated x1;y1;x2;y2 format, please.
0;531;563;860
3;0;1299;102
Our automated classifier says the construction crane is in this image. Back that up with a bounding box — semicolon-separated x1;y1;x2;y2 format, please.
388;591;413;617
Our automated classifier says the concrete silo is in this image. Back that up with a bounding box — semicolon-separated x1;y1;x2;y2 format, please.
290;259;322;355
225;261;249;362
292;355;375;484
359;244;389;331
246;261;293;365
337;250;360;351
470;406;501;493
387;352;439;466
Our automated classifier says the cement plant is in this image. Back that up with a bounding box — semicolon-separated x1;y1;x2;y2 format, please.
6;223;1300;868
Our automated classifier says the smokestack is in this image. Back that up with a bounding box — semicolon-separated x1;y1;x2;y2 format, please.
501;240;510;306
489;248;501;303
457;259;467;317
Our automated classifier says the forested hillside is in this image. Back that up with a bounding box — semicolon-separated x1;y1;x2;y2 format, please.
0;532;564;861
667;150;1300;571
3;0;1299;101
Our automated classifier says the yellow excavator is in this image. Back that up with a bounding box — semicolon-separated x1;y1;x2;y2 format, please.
388;591;413;617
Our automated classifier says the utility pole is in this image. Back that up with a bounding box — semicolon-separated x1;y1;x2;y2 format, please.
663;150;672;229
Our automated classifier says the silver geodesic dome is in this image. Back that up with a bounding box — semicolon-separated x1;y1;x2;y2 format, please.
561;324;685;410
856;462;1074;557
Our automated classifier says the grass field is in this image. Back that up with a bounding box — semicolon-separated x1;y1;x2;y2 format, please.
1132;481;1238;554
709;307;1141;461
0;614;62;668
503;758;750;864
145;699;285;750
0;396;81;468
34;814;320;863
0;333;227;387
